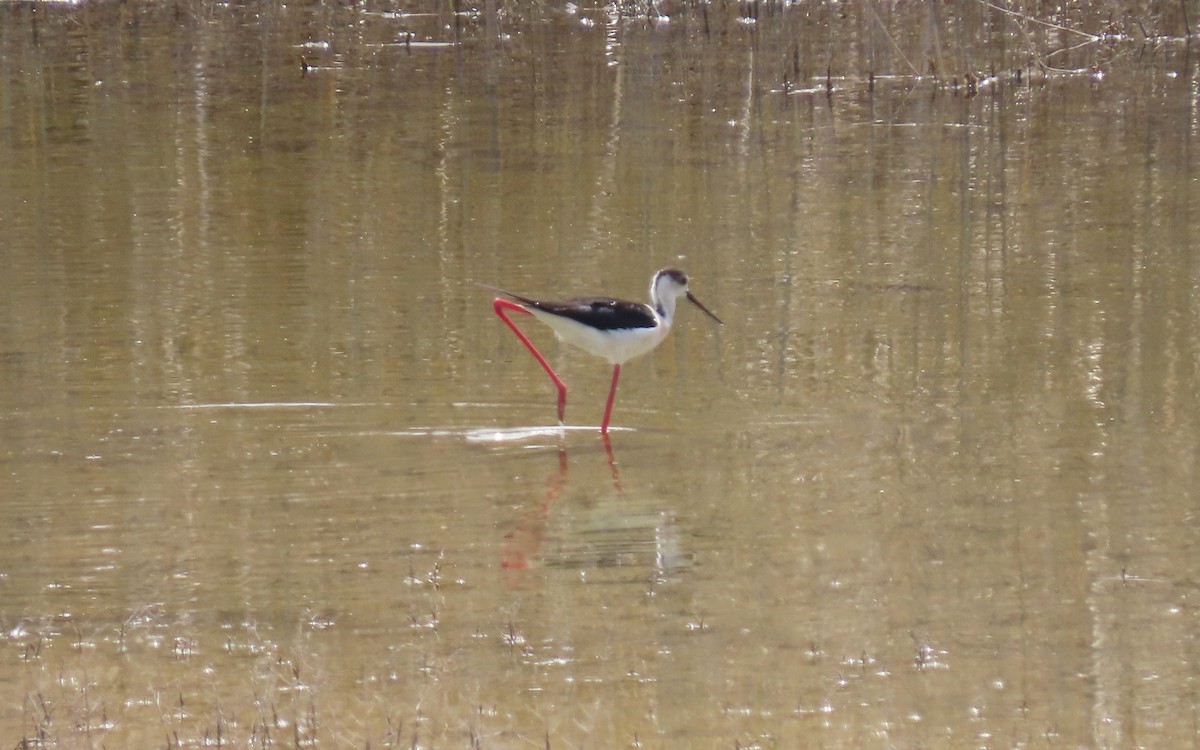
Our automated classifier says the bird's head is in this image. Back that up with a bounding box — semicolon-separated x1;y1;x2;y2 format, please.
652;268;723;325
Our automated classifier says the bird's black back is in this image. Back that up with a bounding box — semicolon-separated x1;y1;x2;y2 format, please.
512;294;658;331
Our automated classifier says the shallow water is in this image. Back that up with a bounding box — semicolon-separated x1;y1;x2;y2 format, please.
2;2;1199;747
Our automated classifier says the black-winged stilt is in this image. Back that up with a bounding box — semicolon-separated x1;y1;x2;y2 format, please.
490;268;723;433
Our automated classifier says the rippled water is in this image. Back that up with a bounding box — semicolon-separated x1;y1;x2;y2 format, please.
2;2;1198;747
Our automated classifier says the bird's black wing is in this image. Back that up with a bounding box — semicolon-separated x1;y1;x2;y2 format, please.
517;295;657;330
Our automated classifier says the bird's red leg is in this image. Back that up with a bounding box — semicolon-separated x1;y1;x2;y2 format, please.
493;298;568;423
600;364;621;434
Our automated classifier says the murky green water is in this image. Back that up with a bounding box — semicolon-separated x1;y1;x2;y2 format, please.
2;2;1198;747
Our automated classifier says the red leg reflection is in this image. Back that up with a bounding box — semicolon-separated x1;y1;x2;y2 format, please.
601;431;624;494
501;447;569;575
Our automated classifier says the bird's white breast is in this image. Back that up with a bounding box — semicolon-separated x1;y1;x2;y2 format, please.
529;309;671;365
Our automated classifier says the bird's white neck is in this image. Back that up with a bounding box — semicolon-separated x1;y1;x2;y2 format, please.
651;276;681;327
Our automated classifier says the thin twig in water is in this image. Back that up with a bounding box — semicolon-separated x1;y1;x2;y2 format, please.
973;0;1099;41
865;0;920;76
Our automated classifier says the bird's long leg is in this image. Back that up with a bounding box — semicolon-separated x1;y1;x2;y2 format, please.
493;298;568;423
600;364;621;434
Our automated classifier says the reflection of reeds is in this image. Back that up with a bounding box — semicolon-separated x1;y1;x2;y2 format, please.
520;0;1193;92
18;0;1189;97
8;564;464;749
14;624;380;747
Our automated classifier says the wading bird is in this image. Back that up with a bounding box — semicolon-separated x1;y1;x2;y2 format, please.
490;268;723;433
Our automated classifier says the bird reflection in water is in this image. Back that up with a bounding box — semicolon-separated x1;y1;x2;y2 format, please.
499;437;690;587
500;437;618;576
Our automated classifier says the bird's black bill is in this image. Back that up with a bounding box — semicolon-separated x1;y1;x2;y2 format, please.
687;291;724;325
